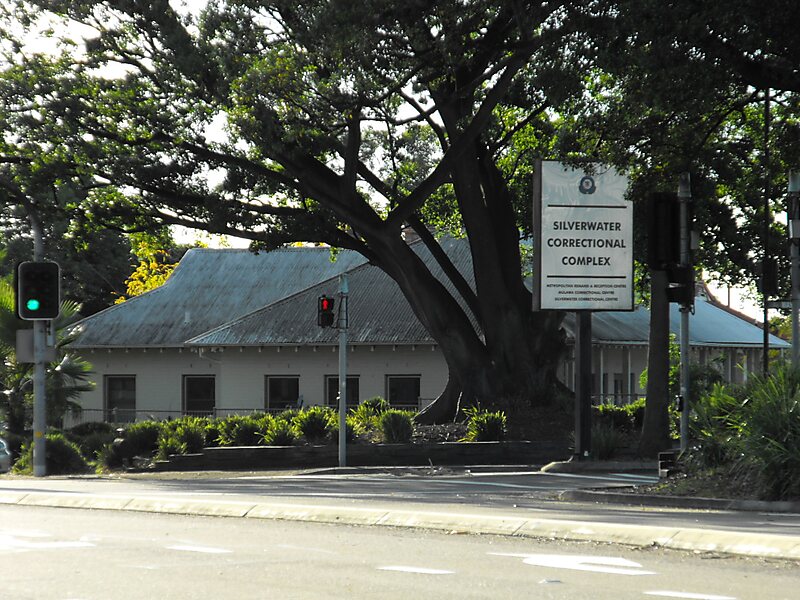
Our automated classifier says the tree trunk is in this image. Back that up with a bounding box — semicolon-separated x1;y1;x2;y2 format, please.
639;269;674;457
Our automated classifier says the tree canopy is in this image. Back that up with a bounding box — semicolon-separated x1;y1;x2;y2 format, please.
1;1;798;436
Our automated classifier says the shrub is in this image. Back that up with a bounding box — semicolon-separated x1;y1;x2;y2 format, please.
174;421;207;453
97;441;126;470
735;367;800;500
277;408;301;423
261;418;297;446
361;396;390;413
122;421;163;458
204;419;223;447
379;409;414;443
75;430;118;461
294;406;334;443
463;408;507;442
156;434;188;460
13;433;90;475
591;423;628;460
327;413;357;444
68;421;118;438
217;415;267;446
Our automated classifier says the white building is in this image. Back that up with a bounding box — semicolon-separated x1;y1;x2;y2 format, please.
67;240;789;423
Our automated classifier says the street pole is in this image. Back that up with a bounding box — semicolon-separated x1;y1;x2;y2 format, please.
30;217;47;477
678;173;691;453
763;89;772;376
574;311;592;460
337;274;348;468
789;171;800;369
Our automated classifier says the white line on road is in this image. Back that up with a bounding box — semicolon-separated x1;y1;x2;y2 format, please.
166;545;232;554
644;592;736;600
490;553;657;576
378;566;455;575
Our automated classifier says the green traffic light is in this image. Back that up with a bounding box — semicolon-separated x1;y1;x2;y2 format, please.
26;298;41;311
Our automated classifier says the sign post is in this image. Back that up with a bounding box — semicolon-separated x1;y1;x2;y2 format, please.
533;160;632;460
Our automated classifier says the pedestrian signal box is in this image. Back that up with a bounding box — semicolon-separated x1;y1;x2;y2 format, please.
318;295;335;327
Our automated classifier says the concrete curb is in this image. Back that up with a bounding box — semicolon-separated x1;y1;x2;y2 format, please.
1;490;798;562
541;460;658;474
560;489;800;514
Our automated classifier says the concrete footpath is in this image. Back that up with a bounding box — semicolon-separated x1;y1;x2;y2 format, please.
1;464;799;563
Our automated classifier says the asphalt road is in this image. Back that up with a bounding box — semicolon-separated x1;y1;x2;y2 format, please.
2;470;799;538
2;505;797;600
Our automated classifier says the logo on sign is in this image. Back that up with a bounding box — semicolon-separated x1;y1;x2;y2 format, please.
578;175;596;194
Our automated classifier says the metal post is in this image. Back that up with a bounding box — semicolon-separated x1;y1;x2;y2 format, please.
763;89;772;375
789;171;800;369
337;274;349;468
574;311;592;460
30;217;47;477
678;173;692;453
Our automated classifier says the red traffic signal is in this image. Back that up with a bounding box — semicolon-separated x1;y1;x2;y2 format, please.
318;295;335;327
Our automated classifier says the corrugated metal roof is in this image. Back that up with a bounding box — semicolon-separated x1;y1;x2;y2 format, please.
68;247;366;347
186;237;478;346
562;300;790;348
70;237;784;351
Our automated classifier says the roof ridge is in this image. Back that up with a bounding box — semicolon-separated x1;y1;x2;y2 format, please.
184;256;376;343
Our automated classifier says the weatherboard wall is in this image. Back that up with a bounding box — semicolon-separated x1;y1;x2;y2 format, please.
71;345;447;422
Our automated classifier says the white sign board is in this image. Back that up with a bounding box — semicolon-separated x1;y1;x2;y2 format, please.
533;161;633;311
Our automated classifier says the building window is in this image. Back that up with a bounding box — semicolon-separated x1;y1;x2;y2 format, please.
325;376;359;407
104;375;136;423
265;376;300;411
183;375;215;416
386;375;421;408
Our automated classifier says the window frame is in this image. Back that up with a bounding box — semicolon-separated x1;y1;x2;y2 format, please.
385;374;421;409
182;375;216;417
265;375;301;411
324;375;360;408
103;375;136;423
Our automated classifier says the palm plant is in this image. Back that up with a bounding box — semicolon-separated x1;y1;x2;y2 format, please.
0;277;93;434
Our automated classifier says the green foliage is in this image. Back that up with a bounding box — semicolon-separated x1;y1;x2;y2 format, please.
121;421;163;458
68;421;117;437
156;434;188;460
203;419;223;447
378;409;414;443
688;365;800;500
591;423;628;461
64;421;119;460
294;406;334;443
326;413;357;444
349;397;389;433
216;414;268;446
277;408;301;423
462;406;507;442
13;433;89;475
593;399;646;433
172;420;206;454
260;417;297;446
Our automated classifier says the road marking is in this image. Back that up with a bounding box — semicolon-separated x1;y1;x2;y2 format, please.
378;566;455;575
0;534;95;551
490;553;656;575
644;592;736;600
166;545;232;554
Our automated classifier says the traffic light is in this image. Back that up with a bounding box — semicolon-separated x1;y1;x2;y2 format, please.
317;295;335;327
759;257;780;297
666;265;695;306
16;261;61;320
646;192;680;270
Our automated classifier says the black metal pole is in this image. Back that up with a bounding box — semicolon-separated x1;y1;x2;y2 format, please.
763;88;771;376
574;311;592;460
